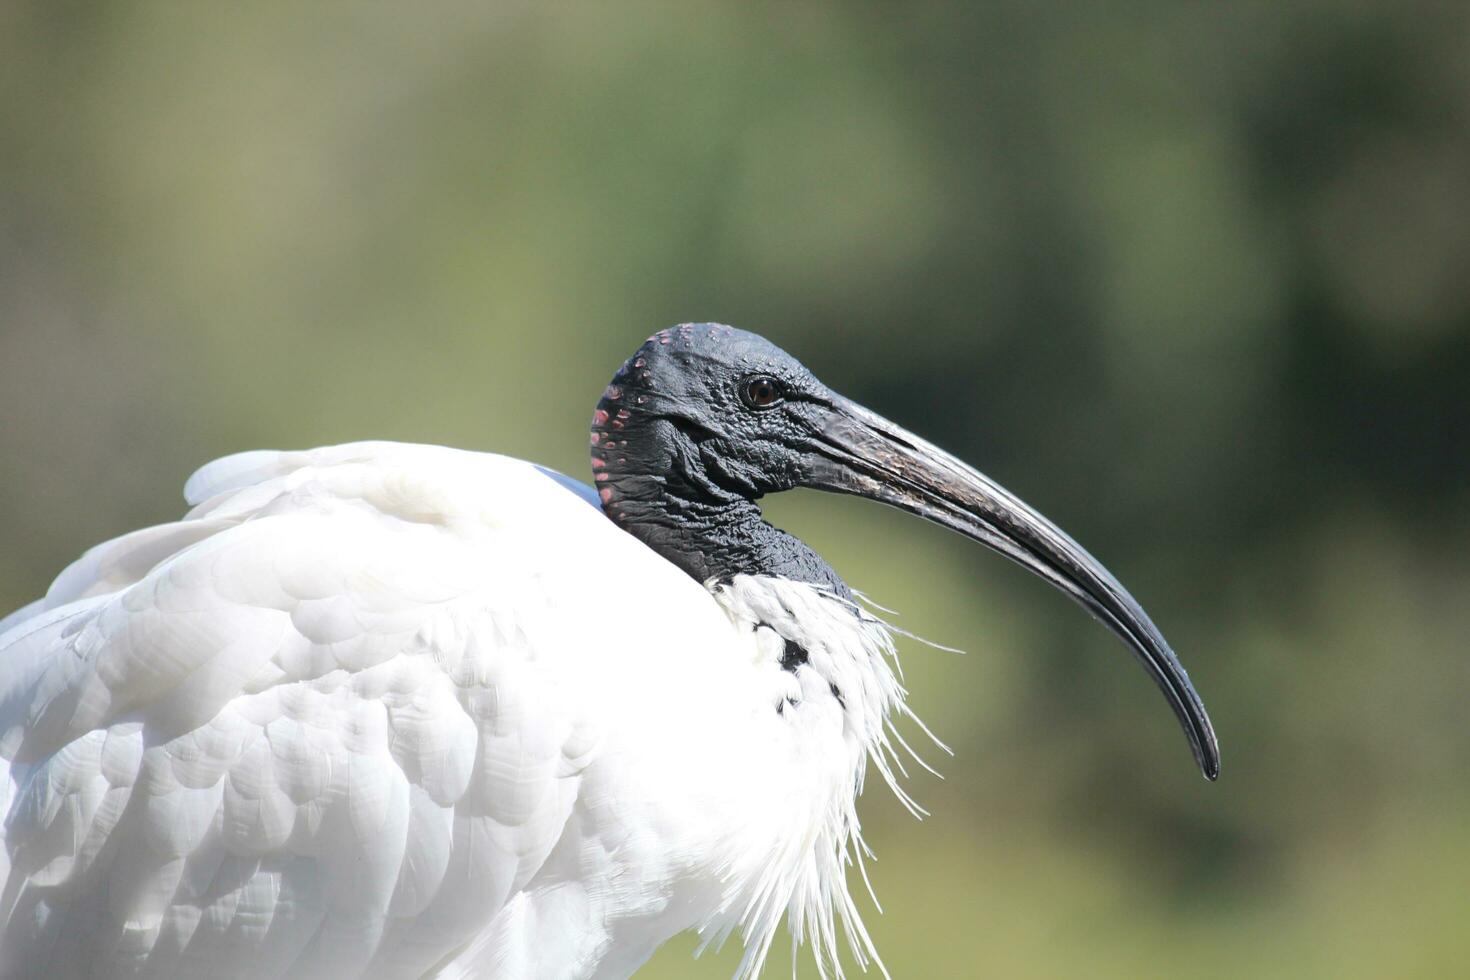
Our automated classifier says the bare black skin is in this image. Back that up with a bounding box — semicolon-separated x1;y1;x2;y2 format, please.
591;322;1220;780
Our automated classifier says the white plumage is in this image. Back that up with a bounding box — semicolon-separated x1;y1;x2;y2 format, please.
0;442;907;979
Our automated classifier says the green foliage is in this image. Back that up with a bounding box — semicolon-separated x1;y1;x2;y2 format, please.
2;2;1466;975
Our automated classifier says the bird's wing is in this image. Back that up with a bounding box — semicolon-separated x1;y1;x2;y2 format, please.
0;441;715;979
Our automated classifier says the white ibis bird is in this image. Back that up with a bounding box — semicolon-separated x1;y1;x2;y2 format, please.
0;323;1217;979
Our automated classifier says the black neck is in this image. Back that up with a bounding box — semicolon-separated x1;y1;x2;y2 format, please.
590;367;849;596
600;475;849;595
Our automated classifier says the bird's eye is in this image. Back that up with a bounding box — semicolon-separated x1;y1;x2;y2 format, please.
741;375;785;409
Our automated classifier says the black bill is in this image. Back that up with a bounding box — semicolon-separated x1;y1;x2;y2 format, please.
804;395;1220;780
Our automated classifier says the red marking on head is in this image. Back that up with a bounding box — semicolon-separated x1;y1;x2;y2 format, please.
593;409;609;426
615;408;630;419
633;358;645;369
599;487;613;503
659;334;671;345
590;457;605;469
604;384;622;401
590;432;601;445
595;472;609;482
611;419;625;429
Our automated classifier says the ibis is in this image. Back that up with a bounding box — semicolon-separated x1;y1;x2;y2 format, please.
0;323;1217;979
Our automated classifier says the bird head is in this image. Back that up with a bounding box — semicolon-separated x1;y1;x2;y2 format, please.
591;322;1219;780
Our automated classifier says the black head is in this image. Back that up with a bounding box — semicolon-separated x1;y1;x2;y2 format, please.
591;323;836;506
591;322;851;593
591;322;1220;780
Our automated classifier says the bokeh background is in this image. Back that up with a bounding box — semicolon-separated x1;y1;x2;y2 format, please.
3;2;1468;976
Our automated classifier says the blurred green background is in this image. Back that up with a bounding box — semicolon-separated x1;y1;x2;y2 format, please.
3;2;1468;977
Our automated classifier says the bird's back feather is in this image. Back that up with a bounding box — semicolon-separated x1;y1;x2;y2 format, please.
0;443;762;979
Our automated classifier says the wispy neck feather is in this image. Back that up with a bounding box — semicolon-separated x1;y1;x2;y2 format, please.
703;575;947;980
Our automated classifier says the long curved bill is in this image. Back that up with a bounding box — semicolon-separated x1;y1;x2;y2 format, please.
806;395;1220;780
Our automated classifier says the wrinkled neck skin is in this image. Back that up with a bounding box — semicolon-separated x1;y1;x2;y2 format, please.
592;399;853;597
605;473;852;600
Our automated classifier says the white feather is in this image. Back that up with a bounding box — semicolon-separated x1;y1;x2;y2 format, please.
0;442;919;979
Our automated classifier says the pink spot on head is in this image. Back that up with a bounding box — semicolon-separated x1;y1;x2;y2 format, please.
590;432;601;446
595;472;609;482
611;419;625;429
593;409;609;426
659;334;671;345
599;487;613;503
590;457;605;469
604;384;622;401
633;358;645;369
